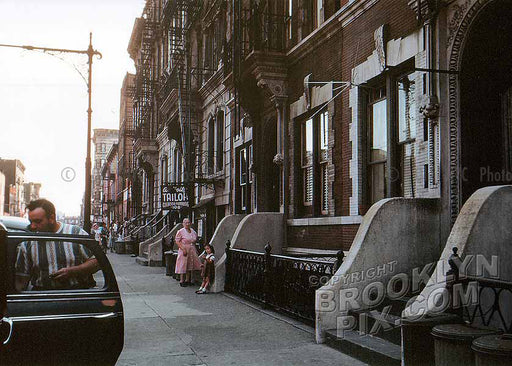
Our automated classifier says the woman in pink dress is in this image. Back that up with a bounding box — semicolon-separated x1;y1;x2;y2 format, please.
174;218;202;286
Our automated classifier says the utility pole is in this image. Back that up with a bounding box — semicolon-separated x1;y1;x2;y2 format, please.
0;33;102;233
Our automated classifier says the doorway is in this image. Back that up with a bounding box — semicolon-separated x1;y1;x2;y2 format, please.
459;0;512;203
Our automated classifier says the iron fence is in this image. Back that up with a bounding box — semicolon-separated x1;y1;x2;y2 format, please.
225;242;343;323
240;10;286;59
446;247;512;333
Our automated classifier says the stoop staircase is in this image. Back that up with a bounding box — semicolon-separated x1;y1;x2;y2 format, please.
324;296;411;365
316;198;442;366
134;211;174;266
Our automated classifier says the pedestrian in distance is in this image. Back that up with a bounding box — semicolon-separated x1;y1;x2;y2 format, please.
174;218;202;287
196;243;215;294
98;222;108;253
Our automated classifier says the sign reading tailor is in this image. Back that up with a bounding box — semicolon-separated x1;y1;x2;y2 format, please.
161;184;189;209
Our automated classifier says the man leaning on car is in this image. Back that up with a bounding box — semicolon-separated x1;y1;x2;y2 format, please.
15;199;100;292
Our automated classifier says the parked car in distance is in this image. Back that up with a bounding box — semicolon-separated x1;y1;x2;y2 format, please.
0;229;124;365
0;216;30;232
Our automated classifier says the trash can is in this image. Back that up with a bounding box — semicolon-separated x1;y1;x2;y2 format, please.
431;324;502;366
472;334;512;366
165;250;179;278
114;240;125;254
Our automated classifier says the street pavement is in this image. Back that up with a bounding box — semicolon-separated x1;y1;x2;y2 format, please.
110;252;368;366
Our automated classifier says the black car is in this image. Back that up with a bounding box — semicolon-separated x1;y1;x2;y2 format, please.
0;227;124;365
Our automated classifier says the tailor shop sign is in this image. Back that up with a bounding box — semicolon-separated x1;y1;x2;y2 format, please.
161;184;189;209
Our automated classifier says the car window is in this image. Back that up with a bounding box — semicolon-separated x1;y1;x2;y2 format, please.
13;239;105;292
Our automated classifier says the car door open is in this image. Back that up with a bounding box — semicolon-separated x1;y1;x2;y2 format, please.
1;231;124;365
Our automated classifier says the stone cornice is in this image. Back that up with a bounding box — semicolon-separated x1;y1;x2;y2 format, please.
156;125;169;146
198;67;225;100
160;89;178;117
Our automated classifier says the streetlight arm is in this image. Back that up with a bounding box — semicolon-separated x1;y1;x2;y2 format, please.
0;43;101;60
0;37;101;233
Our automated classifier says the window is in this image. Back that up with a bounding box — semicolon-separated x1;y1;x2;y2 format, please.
365;69;419;205
319;111;329;214
15;240;105;292
216;111;224;172
161;156;168;185
397;72;417;196
302;118;313;205
300;109;330;215
368;93;387;205
240;147;248;211
207;117;215;174
238;145;252;212
207;112;224;174
171;147;182;183
398;74;417;142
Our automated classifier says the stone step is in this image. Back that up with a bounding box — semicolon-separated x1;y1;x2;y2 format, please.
350;308;402;345
135;256;149;266
325;328;401;366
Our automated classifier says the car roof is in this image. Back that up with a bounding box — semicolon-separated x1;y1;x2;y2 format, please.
0;216;30;232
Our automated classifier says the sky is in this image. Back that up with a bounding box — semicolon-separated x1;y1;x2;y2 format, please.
0;0;146;216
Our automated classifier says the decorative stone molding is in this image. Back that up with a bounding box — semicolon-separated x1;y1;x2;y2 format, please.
273;153;284;166
408;0;446;23
374;24;388;72
303;73;312;110
256;78;288;100
420;95;440;119
447;0;473;46
447;0;486;224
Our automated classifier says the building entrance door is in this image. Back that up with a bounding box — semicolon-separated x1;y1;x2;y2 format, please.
459;1;512;204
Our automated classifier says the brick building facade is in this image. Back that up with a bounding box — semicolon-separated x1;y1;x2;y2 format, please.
123;0;512;253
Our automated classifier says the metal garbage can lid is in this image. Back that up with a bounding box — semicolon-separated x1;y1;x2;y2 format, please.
472;334;512;357
431;324;502;342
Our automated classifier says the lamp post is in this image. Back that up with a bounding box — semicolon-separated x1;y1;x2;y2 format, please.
0;33;102;233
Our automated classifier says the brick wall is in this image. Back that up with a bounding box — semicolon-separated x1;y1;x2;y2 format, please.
287;224;359;251
286;0;418;220
340;0;419;216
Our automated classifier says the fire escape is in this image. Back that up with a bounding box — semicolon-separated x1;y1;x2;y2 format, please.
161;0;223;201
134;2;158;141
132;0;161;215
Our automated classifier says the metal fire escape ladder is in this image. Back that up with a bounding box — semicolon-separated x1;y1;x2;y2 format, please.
135;0;158;140
167;0;202;176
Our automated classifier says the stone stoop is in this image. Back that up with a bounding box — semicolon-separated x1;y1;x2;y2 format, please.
324;298;408;366
325;329;400;366
135;256;149;266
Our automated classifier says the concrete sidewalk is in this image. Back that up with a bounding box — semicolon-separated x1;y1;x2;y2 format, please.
111;253;367;366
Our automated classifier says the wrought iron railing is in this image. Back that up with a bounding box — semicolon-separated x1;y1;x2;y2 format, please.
446;247;512;334
240;9;286;59
225;242;344;323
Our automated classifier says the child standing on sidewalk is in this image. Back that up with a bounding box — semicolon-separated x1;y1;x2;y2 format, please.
196;243;215;294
